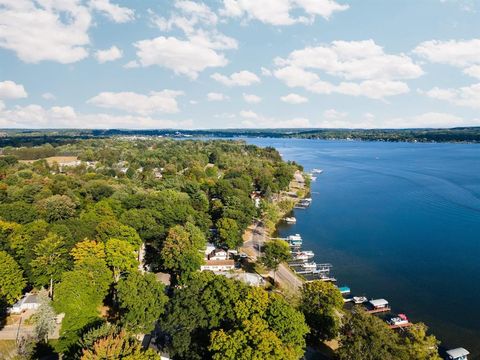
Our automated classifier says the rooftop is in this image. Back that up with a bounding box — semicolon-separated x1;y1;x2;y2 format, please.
369;299;389;307
446;348;470;358
203;260;235;266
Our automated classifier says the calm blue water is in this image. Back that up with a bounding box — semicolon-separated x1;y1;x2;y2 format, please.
246;138;480;357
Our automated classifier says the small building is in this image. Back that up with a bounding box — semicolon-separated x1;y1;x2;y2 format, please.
369;299;389;309
204;243;216;257
208;249;228;261
446;348;470;360
200;260;235;272
9;293;40;314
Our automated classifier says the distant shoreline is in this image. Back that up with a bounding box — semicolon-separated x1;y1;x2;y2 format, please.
1;127;480;148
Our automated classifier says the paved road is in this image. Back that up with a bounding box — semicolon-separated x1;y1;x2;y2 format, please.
241;220;304;294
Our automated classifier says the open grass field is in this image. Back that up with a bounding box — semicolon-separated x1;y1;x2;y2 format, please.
19;156;78;165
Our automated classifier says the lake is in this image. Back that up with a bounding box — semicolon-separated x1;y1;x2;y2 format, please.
246;138;480;357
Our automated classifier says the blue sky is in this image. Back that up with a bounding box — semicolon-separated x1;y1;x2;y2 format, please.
1;0;480;129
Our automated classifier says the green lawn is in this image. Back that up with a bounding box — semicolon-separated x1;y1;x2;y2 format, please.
0;340;17;359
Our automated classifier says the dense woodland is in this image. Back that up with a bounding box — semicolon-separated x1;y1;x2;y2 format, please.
0;139;441;359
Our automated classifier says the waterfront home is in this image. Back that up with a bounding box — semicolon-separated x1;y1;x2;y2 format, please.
200;260;235;272
446;348;470;360
9;293;40;314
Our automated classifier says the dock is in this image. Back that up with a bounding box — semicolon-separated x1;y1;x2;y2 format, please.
366;306;391;314
389;322;413;329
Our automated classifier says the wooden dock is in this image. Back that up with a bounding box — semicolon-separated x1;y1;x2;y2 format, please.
366;307;391;314
389;322;413;329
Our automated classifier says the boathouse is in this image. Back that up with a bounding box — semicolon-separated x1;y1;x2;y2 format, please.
369;299;389;309
446;348;470;360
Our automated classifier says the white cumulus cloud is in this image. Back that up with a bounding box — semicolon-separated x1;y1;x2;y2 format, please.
0;0;91;64
134;37;228;79
89;0;135;23
281;93;308;104
207;92;229;101
135;1;237;78
0;103;193;129
87;90;184;115
273;40;421;98
0;81;28;99
95;46;123;63
414;39;480;68
243;93;262;103
323;109;347;119
220;0;349;25
422;83;480;109
42;92;56;101
211;71;261;86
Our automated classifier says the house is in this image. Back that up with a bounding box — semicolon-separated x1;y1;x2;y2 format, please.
153;168;163;179
200;260;235;272
9;293;40;314
250;191;262;208
446;348;470;360
369;299;389;309
204;243;217;257
208;249;228;261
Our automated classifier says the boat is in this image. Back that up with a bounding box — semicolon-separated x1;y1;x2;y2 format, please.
311;169;323;174
337;286;351;295
310;176;317;182
295;198;312;209
388;314;409;326
291;251;314;260
286;234;302;246
301;262;317;270
352;296;367;304
284;217;296;224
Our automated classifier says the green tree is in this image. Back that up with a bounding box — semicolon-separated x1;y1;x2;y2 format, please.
80;331;160;360
7;220;49;280
31;289;56;343
402;323;441;360
37;195;77;222
266;294;309;358
338;310;408;360
260;240;291;283
0;219;20;251
71;240;106;265
0;201;38;224
216;217;242;250
30;233;69;296
300;281;344;341
160;223;205;282
0;250;26;305
105;239;138;283
54;258;112;352
209;316;297;360
160;272;308;360
95;220;142;247
84;180;114;201
116;271;168;334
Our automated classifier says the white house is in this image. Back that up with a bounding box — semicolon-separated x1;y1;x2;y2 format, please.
208;249;228;261
446;348;470;360
9;293;40;314
200;260;235;272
